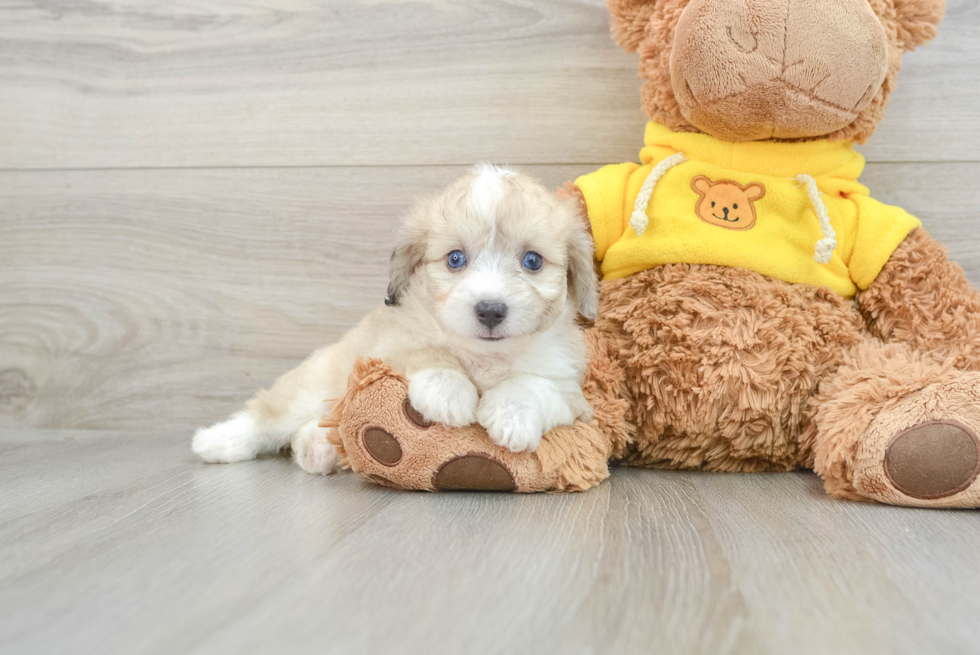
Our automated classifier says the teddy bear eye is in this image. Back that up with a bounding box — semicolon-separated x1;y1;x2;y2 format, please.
711;201;716;207
733;203;739;210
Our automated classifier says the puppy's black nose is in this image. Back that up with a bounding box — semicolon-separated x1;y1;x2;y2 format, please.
475;301;508;330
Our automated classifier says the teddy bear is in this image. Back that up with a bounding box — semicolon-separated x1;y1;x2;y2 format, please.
322;0;980;508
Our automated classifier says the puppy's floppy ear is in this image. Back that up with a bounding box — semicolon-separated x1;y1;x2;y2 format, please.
607;0;658;53
566;216;600;322
386;221;427;306
893;0;945;51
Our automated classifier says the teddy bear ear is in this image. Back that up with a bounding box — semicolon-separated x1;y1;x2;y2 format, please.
892;0;946;51
607;0;658;53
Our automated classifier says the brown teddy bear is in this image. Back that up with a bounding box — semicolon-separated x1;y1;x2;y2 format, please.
323;0;980;508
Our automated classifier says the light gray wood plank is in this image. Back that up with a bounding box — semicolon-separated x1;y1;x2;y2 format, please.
0;429;750;655
198;467;758;655
698;474;980;655
859;0;980;163
2;162;979;432
1;428;977;655
1;0;978;170
0;0;647;169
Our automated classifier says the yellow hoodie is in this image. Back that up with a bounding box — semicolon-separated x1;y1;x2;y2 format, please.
575;122;921;298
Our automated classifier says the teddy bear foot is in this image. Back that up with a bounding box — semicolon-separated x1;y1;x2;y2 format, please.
361;409;518;491
883;420;979;501
431;453;519;491
320;358;611;493
848;377;980;508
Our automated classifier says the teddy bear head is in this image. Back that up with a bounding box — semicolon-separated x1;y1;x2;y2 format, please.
608;0;945;143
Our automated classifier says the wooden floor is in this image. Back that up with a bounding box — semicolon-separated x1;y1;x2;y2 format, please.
3;1;980;653
2;427;979;655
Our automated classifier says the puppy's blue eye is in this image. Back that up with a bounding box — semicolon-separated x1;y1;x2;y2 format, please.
522;251;543;271
447;250;467;269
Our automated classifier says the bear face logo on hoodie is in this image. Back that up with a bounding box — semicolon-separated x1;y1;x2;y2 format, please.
691;176;766;231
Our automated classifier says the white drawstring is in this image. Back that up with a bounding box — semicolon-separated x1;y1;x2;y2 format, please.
794;174;837;264
630;153;688;236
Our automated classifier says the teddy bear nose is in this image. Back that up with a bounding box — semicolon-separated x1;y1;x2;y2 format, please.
670;0;889;140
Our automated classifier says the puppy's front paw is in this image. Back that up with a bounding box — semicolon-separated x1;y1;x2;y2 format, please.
292;423;342;475
408;369;479;428
477;390;544;453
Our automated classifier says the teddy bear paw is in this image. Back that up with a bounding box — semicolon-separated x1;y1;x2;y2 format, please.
883;420;979;501
853;376;980;508
324;358;610;493
348;393;520;491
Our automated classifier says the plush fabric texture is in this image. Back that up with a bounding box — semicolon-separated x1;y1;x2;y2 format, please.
324;332;628;493
589;232;980;509
858;227;980;371
593;264;864;472
327;0;980;508
609;0;946;144
670;0;889;140
803;339;980;507
575;122;921;295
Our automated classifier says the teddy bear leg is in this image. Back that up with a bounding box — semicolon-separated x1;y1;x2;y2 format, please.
859;228;980;370
806;338;980;508
321;358;613;493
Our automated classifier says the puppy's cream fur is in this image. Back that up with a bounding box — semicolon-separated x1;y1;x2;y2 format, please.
192;165;599;474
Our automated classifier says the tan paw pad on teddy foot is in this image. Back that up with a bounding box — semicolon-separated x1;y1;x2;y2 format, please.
346;393;534;492
884;421;980;501
432;454;517;491
357;401;515;492
852;378;980;508
321;359;609;493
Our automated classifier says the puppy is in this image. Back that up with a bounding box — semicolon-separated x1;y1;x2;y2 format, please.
192;165;599;474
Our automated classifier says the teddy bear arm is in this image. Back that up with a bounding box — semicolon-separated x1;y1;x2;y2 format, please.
857;228;980;370
327;358;613;493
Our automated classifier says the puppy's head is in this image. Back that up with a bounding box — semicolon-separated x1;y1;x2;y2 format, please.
387;164;598;344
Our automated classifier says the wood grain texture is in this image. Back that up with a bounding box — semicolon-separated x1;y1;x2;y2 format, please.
1;429;978;655
0;0;646;169
1;0;979;170
2;4;979;654
3;163;979;432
